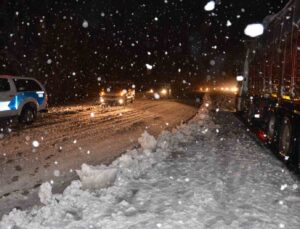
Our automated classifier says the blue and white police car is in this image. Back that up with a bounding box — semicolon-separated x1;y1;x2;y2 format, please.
0;75;48;124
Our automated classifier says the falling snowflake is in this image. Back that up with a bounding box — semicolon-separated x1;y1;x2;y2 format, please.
204;1;215;11
154;93;160;100
82;20;89;28
32;140;40;148
145;63;153;70
226;20;232;27
244;23;264;38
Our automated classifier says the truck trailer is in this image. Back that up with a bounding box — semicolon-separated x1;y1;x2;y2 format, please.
236;0;300;170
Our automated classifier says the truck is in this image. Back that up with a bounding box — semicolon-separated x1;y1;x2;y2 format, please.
236;0;300;169
99;81;135;106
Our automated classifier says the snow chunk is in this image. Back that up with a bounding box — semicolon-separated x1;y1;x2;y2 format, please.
244;23;264;37
38;182;52;205
76;164;118;190
204;1;215;11
138;131;157;152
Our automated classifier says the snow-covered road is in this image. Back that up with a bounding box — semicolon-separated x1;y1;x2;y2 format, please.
1;94;300;229
0;98;198;217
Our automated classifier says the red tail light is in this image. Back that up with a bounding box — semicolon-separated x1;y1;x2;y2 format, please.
257;130;267;142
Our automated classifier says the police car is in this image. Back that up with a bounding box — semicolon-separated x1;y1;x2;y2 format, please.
0;75;48;124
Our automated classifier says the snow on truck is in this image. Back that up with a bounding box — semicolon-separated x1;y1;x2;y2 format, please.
236;0;300;169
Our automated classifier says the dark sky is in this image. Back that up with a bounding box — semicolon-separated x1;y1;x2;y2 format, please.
0;0;289;102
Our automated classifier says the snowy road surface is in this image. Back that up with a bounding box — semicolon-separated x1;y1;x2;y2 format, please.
0;94;299;229
0;98;198;217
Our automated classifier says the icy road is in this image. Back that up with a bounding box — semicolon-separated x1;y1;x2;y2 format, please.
0;98;198;217
1;94;299;229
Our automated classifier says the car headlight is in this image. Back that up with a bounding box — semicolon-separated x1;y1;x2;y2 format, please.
100;91;105;96
149;89;154;93
118;98;124;104
161;89;167;95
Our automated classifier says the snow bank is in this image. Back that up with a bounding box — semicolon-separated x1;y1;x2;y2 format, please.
1;94;299;229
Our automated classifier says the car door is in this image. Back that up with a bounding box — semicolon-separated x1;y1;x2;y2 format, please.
0;78;17;116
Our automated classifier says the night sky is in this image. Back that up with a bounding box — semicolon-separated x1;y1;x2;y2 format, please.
0;0;288;103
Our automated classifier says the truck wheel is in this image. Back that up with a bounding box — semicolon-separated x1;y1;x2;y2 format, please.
279;117;292;158
19;105;37;124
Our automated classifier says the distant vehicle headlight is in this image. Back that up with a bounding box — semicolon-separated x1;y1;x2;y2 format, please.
149;89;154;93
100;97;104;103
100;91;105;96
231;87;238;92
161;89;167;95
120;89;127;96
118;98;124;104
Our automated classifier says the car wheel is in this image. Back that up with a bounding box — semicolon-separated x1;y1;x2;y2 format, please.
267;114;276;142
279;117;292;158
19;105;37;124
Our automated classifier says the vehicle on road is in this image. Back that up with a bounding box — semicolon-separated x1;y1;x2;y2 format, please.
236;0;300;170
0;75;48;124
99;82;135;105
146;83;172;99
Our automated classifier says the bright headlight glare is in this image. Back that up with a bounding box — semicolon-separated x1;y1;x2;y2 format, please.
118;98;124;104
161;89;167;95
120;89;127;96
231;87;238;92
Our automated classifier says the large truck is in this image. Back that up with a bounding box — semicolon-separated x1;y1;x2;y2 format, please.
236;0;300;169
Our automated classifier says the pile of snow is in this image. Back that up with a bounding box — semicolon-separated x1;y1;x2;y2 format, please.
138;131;157;153
38;182;52;205
76;164;118;190
1;94;299;229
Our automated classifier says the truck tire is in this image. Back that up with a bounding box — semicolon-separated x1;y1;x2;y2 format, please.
19;104;37;124
279;117;292;158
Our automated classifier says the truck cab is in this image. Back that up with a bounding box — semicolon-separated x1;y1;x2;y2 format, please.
0;75;48;124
